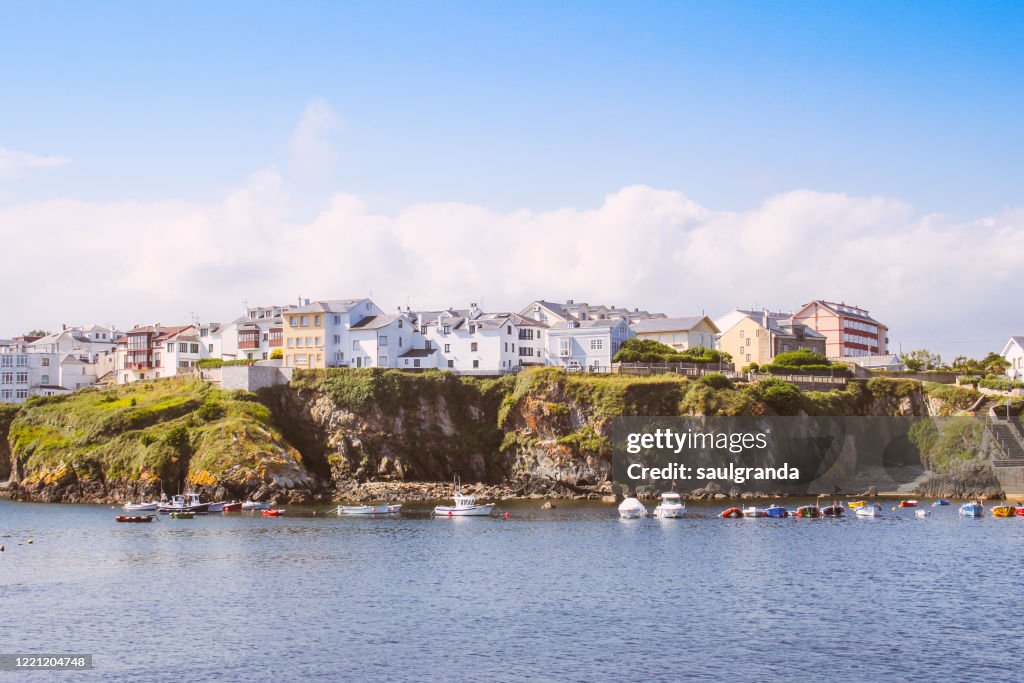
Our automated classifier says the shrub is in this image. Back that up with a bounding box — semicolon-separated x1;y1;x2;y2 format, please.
698;373;733;390
270;349;283;360
752;378;803;415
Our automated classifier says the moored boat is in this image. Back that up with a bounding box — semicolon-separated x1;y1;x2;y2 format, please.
848;500;867;509
990;505;1013;518
764;504;788;518
719;507;743;519
115;515;155;523
169;511;195;519
855;502;882;517
337;504;392;515
222;502;243;512
617;496;647;519
241;501;271;511
741;506;766;518
122;501;159;512
262;509;285;517
932;499;950;506
435;486;496;517
206;502;227;513
915;509;931;518
959;501;984;517
159;493;210;515
795;505;821;518
652;492;686;518
1016;506;1024;518
820;503;845;517
899;500;918;508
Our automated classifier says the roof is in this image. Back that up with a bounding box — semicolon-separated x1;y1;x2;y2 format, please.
350;314;406;330
801;300;882;325
399;348;436;358
549;318;626;331
631;316;719;334
1002;336;1024;356
291;298;366;314
120;325;194;343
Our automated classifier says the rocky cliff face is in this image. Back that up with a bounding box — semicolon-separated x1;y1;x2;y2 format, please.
0;369;990;504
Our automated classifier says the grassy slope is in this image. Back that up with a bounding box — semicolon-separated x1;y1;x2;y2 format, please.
8;378;302;489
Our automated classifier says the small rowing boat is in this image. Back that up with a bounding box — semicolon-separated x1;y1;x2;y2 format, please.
959;501;984;517
820;503;844;517
115;515;155;523
764;504;788;518
932;499;950;506
169;512;194;519
122;501;159;511
795;505;821;518
848;500;867;509
719;507;743;519
855;502;882;517
898;500;918;508
991;505;1014;518
262;509;284;517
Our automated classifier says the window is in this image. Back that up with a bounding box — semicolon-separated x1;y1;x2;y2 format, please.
179;342;187;352
425;341;433;350
413;359;421;368
739;330;745;338
353;340;359;350
208;344;213;353
420;325;428;334
314;337;321;347
41;357;50;367
1;372;12;384
447;360;454;368
559;339;571;356
1;389;11;399
471;342;478;352
442;325;451;334
378;356;388;367
334;315;340;325
745;338;751;347
314;316;321;326
444;344;450;353
0;357;11;367
473;360;479;368
167;342;174;352
190;343;199;354
507;326;512;335
16;372;28;384
16;356;27;367
333;335;341;344
287;338;294;348
399;338;403;347
398;320;403;329
301;316;309;326
504;343;508;352
380;336;388;347
16;389;27;399
305;337;312;346
290;316;298;326
590;338;603;351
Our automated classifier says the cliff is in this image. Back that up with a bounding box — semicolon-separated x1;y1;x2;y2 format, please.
0;368;991;504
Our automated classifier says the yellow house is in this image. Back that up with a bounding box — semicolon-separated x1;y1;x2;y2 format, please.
282;298;383;369
630;315;720;351
715;309;827;368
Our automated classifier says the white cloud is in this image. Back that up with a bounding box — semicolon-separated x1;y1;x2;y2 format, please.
1;178;1021;359
286;97;341;178
0;146;70;177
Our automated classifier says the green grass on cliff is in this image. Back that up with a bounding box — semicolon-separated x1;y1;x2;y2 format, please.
8;378;299;489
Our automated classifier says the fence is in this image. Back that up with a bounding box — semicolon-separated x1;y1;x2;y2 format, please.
747;372;849;387
611;362;737;378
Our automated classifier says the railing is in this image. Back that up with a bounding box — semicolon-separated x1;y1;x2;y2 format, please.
748;372;848;386
613;362;736;378
238;340;260;349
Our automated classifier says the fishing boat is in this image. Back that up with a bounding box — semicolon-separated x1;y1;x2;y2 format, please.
262;509;284;517
820;503;845;517
990;505;1014;518
115;515;155;523
652;492;686;518
158;493;210;515
222;502;243;512
741;506;766;518
959;501;984;517
795;505;821;518
915;509;931;518
764;504;789;518
241;501;271;511
848;500;867;509
932;499;950;506
169;511;194;519
435;488;496;517
855;502;882;517
899;500;918;508
387;504;402;513
336;504;392;515
206;502;227;513
719;507;743;519
122;501;159;512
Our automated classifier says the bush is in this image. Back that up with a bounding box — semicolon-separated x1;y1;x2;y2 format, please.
698;373;733;390
753;378;804;415
979;377;1024;391
613;339;731;364
270;349;283;360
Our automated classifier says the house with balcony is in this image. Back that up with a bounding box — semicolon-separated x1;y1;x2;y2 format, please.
115;324;208;384
214;304;292;361
715;308;827;368
630;316;720;351
281;298;383;369
791;300;889;357
1002;336;1024;381
27;324;121;363
350;311;427;369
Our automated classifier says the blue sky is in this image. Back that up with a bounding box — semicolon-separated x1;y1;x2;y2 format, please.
3;1;1022;214
1;1;1022;358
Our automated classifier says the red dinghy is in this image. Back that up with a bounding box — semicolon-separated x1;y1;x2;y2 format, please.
262;509;284;517
719;507;743;518
1016;506;1024;517
116;515;154;523
222;502;243;512
899;500;918;508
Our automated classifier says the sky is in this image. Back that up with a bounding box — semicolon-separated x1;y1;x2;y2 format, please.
0;1;1021;360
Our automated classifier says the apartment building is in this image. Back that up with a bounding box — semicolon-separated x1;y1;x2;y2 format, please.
791;300;889;357
416;305;546;373
115;324;209;384
214;304;292;361
281;298;384;369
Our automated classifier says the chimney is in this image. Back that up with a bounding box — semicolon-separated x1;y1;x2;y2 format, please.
304;298;310;306
566;299;574;305
762;309;769;328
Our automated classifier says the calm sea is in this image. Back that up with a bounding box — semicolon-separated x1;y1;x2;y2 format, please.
1;498;1019;681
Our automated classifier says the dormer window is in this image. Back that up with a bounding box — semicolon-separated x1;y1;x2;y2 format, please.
442;325;450;334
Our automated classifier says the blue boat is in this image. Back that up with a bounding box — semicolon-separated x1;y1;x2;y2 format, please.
764;504;789;518
932;499;950;506
959;501;984;517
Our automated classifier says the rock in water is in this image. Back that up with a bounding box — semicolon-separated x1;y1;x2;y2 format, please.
541;500;555;509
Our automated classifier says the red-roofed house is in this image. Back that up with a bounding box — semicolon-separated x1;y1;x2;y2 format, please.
115;324;210;384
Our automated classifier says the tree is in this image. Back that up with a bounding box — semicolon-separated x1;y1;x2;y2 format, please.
24;329;49;337
901;349;944;372
270;349;283;360
981;352;1009;375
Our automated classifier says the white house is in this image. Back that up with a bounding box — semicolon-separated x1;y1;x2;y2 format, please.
213;304;293;361
115;324;211;384
630;315;720;351
1002;336;1024;380
416;305;547;373
0;338;62;403
27;324;121;363
350;311;426;369
519;299;663;371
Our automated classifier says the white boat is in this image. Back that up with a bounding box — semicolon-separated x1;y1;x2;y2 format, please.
241;501;271;511
959;501;984;517
741;506;767;518
122;501;159;511
855;502;882;517
915;509;931;518
158;493;210;514
387;504;402;513
206;502;227;513
434;489;495;517
337;504;394;515
618;496;648;519
652;492;686;518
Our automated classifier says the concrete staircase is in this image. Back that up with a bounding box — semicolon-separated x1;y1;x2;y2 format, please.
990;419;1024;464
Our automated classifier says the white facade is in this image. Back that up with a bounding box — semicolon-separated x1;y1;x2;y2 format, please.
1003;337;1024;380
27;324;121;363
0;340;61;403
213;304;292;361
630;316;720;351
282;298;385;369
115;324;211;384
416;305;546;373
350;312;424;368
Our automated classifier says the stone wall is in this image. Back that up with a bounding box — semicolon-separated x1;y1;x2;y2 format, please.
220;366;293;392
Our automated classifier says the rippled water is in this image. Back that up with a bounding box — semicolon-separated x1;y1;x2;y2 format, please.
2;498;1020;681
